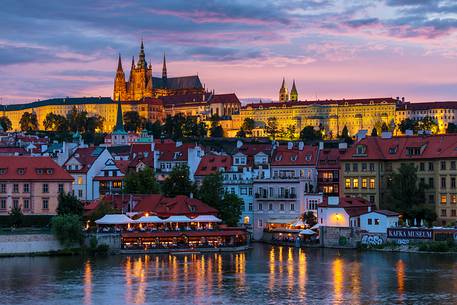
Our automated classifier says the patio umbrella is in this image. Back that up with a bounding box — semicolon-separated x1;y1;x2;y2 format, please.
299;229;317;235
310;224;320;230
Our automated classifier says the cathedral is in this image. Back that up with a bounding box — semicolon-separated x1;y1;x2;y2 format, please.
279;78;298;102
114;41;205;101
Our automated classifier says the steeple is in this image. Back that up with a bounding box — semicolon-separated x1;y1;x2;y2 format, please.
137;39;146;69
162;52;167;79
279;77;289;102
290;79;298;102
113;97;126;134
117;54;123;72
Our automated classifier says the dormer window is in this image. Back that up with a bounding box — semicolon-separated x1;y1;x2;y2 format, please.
46;169;53;175
275;155;283;161
291;155;298;161
17;168;25;175
406;147;421;156
305;155;311;161
0;168;7;175
355;145;366;155
388;146;398;154
36;169;44;175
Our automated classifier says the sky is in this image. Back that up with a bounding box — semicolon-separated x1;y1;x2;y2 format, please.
0;0;457;104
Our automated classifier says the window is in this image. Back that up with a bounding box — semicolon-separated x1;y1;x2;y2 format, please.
451;161;456;170
248;202;253;211
369;178;375;189
429;177;434;188
419;162;425;171
441;194;447;205
451;194;457;205
13;199;19;209
361;178;367;189
42;184;49;193
78;190;83;198
23;184;30;193
441;177;447;189
361;163;367;172
240;188;247;195
441;161;446;170
428;162;434;171
58;184;64;193
441;209;447;217
13;184;19;193
23;199;29;209
77;176;83;185
269;203;273;211
452;210;457;217
345;164;350;172
0;198;6;209
369;163;375;172
370;195;375;203
0;184;6;193
352;163;358;172
258;219;263;228
345;179;351;189
374;219;380;225
290;203;295;211
429;194;435;204
280;203;285;211
249;188;253;196
258;203;263;211
368;218;372;225
452;177;456;188
353;178;359;188
230;187;235;194
42;199;49;210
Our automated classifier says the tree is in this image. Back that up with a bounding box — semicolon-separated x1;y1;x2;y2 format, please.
371;127;378;137
340;125;353;144
0;116;12;131
237;118;255;138
66;107;88;133
56;192;83;217
399;118;416;133
19;112;39;131
286;125;296;140
219;193;243;226
123;111;142;132
182;116;207;138
197;173;224;209
265;117;279;139
162;165;196;197
299;126;322;141
163;114;186;139
43;113;68;132
383;163;433;226
381;122;389;132
9;207;23;227
51;214;82;247
89;200;121;222
447;123;457;134
302;211;317;227
86;114;104;133
123;167;160;194
209;116;224;137
417;116;439;134
144;120;163;139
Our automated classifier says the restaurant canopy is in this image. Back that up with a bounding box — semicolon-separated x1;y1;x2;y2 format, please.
266;218;296;224
95;214;134;225
299;229;317;235
166;215;193;223
191;215;222;223
135;215;165;223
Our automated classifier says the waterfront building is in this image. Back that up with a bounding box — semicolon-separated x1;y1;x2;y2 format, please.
63;146;113;201
93;158;128;198
317;145;345;197
340;133;457;225
0;156;73;215
317;196;375;228
359;210;400;234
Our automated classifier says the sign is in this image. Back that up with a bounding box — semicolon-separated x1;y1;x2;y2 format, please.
387;228;432;240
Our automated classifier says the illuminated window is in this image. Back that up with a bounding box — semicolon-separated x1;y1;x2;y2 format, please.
451;194;457;204
243;216;250;224
353;178;359;189
78;176;83;185
441;194;447;205
345;178;351;189
369;178;375;189
361;178;367;189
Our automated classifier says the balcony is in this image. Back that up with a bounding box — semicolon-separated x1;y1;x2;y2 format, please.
318;178;339;183
255;193;297;200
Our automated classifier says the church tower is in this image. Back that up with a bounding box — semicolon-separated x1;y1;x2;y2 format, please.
290;80;298;102
279;78;289;102
113;54;127;101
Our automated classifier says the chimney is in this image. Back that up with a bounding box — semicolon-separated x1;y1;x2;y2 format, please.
381;132;392;139
287;142;293;150
338;142;348;150
328;196;339;206
318;141;324;151
405;129;413;136
368;206;372;212
298;141;304;151
176;141;183;147
236;140;243;149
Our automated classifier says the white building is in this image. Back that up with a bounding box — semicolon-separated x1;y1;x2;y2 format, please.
360;210;399;233
317;196;375;228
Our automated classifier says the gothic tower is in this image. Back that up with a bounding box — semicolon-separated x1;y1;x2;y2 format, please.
290;80;298;102
113;54;127;100
162;53;168;80
279;78;289;102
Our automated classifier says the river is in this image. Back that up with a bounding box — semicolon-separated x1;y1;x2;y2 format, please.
1;244;456;305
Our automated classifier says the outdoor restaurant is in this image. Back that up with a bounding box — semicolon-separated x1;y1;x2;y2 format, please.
263;218;319;246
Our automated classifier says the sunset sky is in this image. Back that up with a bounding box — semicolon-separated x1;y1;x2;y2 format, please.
1;0;456;104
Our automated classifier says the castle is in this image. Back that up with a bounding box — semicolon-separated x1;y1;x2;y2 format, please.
114;41;205;101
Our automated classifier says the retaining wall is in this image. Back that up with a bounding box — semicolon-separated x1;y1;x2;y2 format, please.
0;234;67;255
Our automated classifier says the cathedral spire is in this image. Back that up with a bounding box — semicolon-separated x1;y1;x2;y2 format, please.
117;54;123;72
279;77;289;102
113;97;126;134
137;39;146;68
290;79;298;102
162;52;167;79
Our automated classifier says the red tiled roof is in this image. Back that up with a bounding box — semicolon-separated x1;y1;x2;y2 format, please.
317;148;341;169
209;93;240;105
271;145;318;166
341;134;457;161
156;143;197;162
371;210;399;217
0;147;29;156
104;194;218;217
0;156;73;181
243;98;398;110
397;101;457;111
319;197;375;217
63;147;99;173
195;154;232;176
114;160;130;174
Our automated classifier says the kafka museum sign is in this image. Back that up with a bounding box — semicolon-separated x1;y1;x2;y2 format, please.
387;228;433;240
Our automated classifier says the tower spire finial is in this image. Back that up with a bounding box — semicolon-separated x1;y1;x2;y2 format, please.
117;53;123;71
162;52;167;79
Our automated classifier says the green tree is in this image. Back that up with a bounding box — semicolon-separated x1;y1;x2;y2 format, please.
371;127;378;137
383;163;432;225
299;126;322;141
9;207;23;227
19;112;39;131
66;107;88;133
123;111;142;132
56;192;83;217
447;123;457;134
219;193;243;227
86;114;104;133
123;167;160;194
51;214;82;247
399;118;416;133
197;173;223;209
144;120;163;139
0;116;12;131
209;116;223;137
340;125;352;144
265;117;279;139
286;125;296;140
162;165;196;197
302;211;317;227
43;113;68;132
381;122;389;132
237;118;255;137
163;114;186;139
416;116;438;134
89;200;120;222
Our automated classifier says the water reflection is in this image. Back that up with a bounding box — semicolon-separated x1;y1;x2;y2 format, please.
2;244;457;305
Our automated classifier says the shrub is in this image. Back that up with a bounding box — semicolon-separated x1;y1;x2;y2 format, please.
51;214;82;247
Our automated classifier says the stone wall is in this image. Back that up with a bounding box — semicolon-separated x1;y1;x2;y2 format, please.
0;234;67;255
86;233;121;250
320;226;362;248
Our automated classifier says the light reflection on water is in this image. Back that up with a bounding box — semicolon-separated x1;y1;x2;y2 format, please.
0;243;457;305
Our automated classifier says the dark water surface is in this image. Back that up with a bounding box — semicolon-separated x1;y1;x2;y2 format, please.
1;244;457;305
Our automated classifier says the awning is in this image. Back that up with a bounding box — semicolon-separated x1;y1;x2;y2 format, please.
299;229;317;235
190;215;222;223
95;214;133;225
266;218;296;224
310;224;320;230
165;215;193;223
291;219;305;227
135;215;166;223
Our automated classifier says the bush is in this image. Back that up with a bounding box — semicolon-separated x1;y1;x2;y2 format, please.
417;241;456;252
0;215;53;228
51;214;82;247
